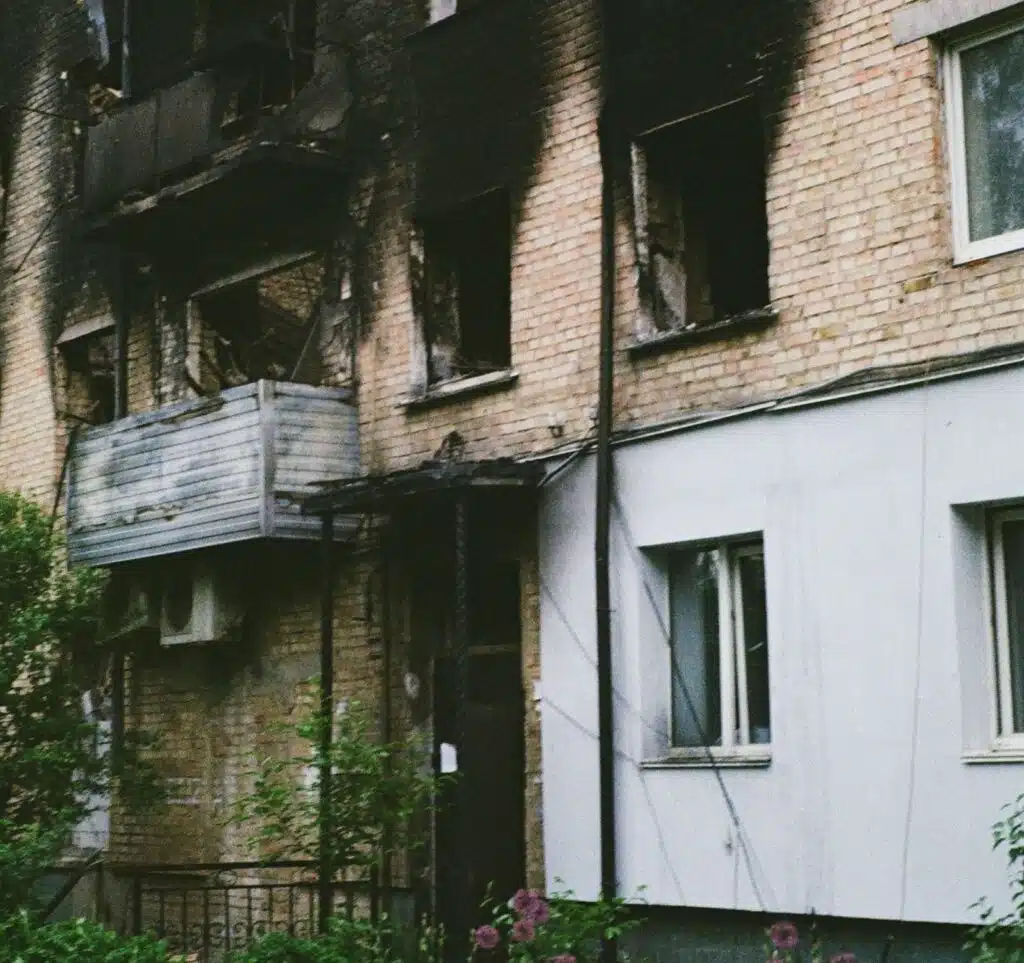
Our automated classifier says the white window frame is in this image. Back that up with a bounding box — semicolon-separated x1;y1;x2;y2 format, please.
944;18;1024;265
668;538;771;763
989;508;1024;749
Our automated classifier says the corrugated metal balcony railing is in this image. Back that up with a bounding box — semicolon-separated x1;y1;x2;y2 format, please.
66;381;359;567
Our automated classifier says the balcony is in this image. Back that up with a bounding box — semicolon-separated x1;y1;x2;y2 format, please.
81;53;352;255
66;381;359;567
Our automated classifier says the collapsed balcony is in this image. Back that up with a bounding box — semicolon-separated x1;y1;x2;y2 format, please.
81;49;351;253
66;380;359;567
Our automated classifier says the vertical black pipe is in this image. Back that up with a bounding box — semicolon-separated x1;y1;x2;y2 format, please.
114;256;129;421
595;90;619;963
110;252;130;775
318;513;335;934
379;531;394;918
452;496;470;957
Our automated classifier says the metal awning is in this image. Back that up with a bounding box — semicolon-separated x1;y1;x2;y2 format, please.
303;458;543;516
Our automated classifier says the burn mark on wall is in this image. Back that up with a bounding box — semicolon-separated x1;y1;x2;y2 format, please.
605;0;812;149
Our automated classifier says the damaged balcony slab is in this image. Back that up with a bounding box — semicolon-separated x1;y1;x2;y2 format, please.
399;369;519;412
626;307;778;360
83;143;347;252
303;458;543;516
67;381;360;567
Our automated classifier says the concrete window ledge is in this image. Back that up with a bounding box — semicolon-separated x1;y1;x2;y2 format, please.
962;747;1024;764
627;308;777;361
641;750;772;771
401;369;519;412
892;0;1024;45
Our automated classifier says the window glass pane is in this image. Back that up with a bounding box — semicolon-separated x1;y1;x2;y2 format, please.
737;549;771;744
1000;519;1024;733
960;28;1024;242
670;548;721;747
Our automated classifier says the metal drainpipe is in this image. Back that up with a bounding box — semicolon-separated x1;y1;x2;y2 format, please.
595;95;618;963
110;254;130;765
318;512;336;933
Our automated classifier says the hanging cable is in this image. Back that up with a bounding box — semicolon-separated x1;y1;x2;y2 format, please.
898;380;932;919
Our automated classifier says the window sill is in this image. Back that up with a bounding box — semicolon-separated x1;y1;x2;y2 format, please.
627;308;778;360
962;745;1024;765
400;369;518;412
953;229;1024;266
641;748;772;770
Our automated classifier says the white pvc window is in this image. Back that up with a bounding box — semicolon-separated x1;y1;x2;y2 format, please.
668;539;771;753
990;510;1024;744
945;20;1024;263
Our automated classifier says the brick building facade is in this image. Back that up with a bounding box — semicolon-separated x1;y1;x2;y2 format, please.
2;0;1023;958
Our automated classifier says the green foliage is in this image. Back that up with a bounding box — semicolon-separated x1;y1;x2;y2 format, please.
0;912;172;963
967;793;1024;963
473;886;642;963
230;696;443;878
225;915;402;963
0;491;161;916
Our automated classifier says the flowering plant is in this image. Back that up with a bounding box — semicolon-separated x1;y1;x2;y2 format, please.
766;920;856;963
472;886;641;963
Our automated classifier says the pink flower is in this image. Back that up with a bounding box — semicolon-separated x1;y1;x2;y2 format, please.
512;889;534;914
475;925;500;950
526;895;550;924
551;956;576;963
769;922;799;951
829;954;857;963
511;919;536;943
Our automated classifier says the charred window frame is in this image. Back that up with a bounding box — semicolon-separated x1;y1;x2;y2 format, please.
201;0;317;131
185;253;325;394
58;318;118;425
630;97;773;347
413;190;513;390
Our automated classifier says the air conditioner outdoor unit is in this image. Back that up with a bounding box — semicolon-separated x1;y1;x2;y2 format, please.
160;558;242;647
103;573;159;640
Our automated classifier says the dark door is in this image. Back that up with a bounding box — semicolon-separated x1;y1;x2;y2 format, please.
433;554;525;947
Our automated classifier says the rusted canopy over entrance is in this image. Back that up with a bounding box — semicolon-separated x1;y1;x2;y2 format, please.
302;457;543;516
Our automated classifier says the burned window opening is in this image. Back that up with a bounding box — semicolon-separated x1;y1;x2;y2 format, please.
187;258;325;392
200;0;316;133
633;98;771;337
419;191;512;386
62;328;117;425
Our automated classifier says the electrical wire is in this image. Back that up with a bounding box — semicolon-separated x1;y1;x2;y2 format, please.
898;381;931;919
538;557;758;908
608;486;776;911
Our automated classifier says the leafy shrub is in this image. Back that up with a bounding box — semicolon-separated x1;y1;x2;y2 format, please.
0;912;171;963
230;698;444;878
967;793;1024;963
0;492;161;915
226;916;401;963
472;887;640;963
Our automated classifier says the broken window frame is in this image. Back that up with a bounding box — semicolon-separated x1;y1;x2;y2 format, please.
630;97;773;343
413;189;514;391
184;249;325;395
58;316;118;425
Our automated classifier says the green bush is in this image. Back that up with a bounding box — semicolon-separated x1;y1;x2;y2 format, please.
0;913;171;963
967;793;1024;963
226;916;401;963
